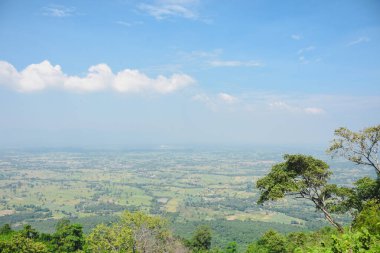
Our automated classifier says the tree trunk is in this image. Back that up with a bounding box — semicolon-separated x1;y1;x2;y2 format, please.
320;206;344;233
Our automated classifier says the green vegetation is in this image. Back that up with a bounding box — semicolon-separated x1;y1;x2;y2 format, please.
256;154;344;232
0;124;379;252
1;207;379;252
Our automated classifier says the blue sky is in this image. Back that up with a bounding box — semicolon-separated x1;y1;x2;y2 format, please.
0;0;379;148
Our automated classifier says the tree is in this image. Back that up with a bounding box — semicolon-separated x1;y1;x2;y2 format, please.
256;154;344;232
329;228;380;253
52;220;84;252
327;125;380;175
191;225;212;251
225;241;237;253
0;224;12;235
86;223;133;252
86;211;180;253
55;219;70;232
353;200;380;235
246;230;286;253
326;125;380;220
20;225;39;240
120;211;173;253
0;234;48;253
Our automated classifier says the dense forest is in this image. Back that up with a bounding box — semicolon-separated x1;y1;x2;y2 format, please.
0;125;379;252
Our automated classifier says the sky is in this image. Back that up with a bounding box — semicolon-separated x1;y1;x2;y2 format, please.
0;0;379;149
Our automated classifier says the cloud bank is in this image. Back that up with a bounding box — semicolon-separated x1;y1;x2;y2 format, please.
0;60;195;93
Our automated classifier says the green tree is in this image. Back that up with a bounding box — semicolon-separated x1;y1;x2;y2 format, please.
256;154;344;232
86;211;179;253
20;225;39;240
191;225;212;251
353;200;380;235
52;221;84;252
327;125;380;175
246;230;286;253
86;223;132;252
0;234;48;253
284;232;308;252
0;224;12;235
55;219;70;232
327;125;380;214
329;228;380;253
258;230;286;253
225;241;237;253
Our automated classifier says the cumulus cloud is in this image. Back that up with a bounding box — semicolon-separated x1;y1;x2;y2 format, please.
0;60;195;94
138;0;199;20
0;60;65;92
64;64;113;92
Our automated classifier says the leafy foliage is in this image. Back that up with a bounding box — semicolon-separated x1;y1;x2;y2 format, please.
86;211;183;253
0;234;49;253
191;225;212;251
328;125;380;175
51;221;84;252
256;154;344;231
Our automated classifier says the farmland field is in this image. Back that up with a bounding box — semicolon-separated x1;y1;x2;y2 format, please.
0;148;372;247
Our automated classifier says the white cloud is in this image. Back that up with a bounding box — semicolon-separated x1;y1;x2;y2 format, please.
116;21;143;27
209;60;262;68
291;34;302;40
0;60;65;92
218;93;238;104
138;0;199;20
192;93;217;110
154;74;194;93
192;93;210;103
347;37;370;46
180;49;223;60
0;60;195;94
269;100;324;115
65;64;113;92
297;46;315;55
297;46;317;64
269;101;295;112
42;5;76;17
298;56;309;64
193;92;239;110
304;107;324;114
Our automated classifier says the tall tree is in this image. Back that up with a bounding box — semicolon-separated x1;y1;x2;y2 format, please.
327;125;380;174
327;125;380;213
256;154;344;232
